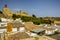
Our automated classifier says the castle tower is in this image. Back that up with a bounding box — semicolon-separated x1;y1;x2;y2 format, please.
4;4;7;8
20;10;30;16
2;4;12;18
20;10;24;16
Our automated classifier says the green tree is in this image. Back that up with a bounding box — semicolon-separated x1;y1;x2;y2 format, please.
0;11;2;14
0;19;1;22
34;37;39;40
12;14;17;20
16;15;21;18
32;14;36;18
12;14;21;20
39;17;43;19
32;18;40;25
43;20;51;24
21;16;31;22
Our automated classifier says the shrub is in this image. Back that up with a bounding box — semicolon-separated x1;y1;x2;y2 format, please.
34;37;39;40
0;19;1;22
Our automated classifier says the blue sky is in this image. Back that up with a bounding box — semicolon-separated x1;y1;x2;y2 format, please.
0;0;60;17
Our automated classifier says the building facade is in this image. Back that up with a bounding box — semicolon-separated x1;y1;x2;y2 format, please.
2;4;30;18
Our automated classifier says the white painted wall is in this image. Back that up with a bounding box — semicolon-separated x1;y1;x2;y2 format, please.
0;27;25;33
1;18;7;22
45;30;55;35
19;27;25;32
0;29;6;33
12;28;17;32
0;28;17;33
0;22;7;27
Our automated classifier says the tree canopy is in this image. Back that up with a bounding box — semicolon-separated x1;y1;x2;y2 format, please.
12;14;53;25
32;14;36;18
0;11;2;14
